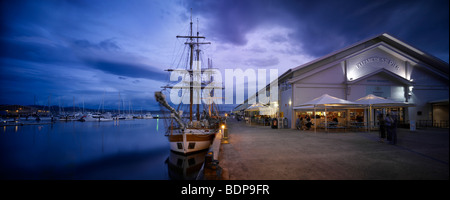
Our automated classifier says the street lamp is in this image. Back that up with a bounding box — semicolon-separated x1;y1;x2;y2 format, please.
221;123;229;144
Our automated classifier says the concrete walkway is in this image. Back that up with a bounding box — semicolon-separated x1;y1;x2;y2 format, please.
219;119;449;180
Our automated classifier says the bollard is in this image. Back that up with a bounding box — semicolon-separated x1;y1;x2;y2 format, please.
205;151;215;169
203;150;222;180
271;118;278;129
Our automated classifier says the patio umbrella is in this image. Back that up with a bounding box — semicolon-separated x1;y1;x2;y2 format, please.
245;102;267;111
245;102;269;125
295;94;361;132
295;94;358;107
355;94;414;130
355;94;413;107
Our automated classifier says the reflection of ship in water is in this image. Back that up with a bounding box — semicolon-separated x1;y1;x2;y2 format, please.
165;150;208;180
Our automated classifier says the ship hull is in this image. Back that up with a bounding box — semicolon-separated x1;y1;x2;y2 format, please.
168;129;216;154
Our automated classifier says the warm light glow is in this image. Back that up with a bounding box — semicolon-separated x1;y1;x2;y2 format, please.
408;86;414;96
221;125;225;129
347;70;356;81
288;100;292;106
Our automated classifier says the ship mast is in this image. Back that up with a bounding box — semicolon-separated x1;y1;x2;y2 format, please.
175;9;210;122
196;18;200;121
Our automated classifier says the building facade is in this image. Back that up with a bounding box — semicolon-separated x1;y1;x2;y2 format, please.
279;33;448;129
235;33;449;129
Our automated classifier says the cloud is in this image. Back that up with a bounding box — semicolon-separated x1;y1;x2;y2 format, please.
69;38;169;81
0;0;447;110
188;0;284;46
0;0;178;109
73;39;121;51
245;56;279;68
245;44;267;53
186;0;449;61
84;59;167;81
0;36;77;65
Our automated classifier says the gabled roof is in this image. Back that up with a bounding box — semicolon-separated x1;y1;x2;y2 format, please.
381;34;449;75
290;33;449;79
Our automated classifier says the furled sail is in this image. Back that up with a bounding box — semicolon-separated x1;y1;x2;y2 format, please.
154;91;185;130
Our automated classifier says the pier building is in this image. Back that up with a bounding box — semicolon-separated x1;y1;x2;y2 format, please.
234;33;449;130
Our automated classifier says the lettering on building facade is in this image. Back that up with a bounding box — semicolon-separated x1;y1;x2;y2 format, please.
356;57;399;71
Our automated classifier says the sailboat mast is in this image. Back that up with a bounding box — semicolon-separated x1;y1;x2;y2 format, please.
189;9;194;122
196;18;200;121
174;8;211;123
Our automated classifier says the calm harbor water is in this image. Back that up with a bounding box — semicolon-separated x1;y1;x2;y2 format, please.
0;119;205;180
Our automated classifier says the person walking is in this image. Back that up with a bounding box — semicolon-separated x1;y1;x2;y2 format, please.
377;114;386;143
296;115;301;130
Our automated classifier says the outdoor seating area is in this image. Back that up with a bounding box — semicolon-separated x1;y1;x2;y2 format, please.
244;116;272;126
292;94;414;133
234;94;415;133
348;121;367;131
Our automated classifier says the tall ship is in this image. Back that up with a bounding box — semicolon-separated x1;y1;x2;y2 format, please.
155;12;223;154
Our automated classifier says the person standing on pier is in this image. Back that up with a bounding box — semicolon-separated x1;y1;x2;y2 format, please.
378;114;386;143
391;114;398;145
385;113;394;144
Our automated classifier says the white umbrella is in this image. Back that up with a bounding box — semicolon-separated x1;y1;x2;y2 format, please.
245;102;267;111
244;102;270;125
355;94;413;107
297;94;359;107
355;94;414;130
259;107;275;116
295;94;361;132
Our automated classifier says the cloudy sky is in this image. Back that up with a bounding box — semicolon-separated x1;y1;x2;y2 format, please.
1;0;448;111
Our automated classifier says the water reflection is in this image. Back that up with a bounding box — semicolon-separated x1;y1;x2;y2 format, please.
166;150;207;180
0;119;170;180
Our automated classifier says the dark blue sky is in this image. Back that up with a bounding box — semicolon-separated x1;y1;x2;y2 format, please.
1;0;448;111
